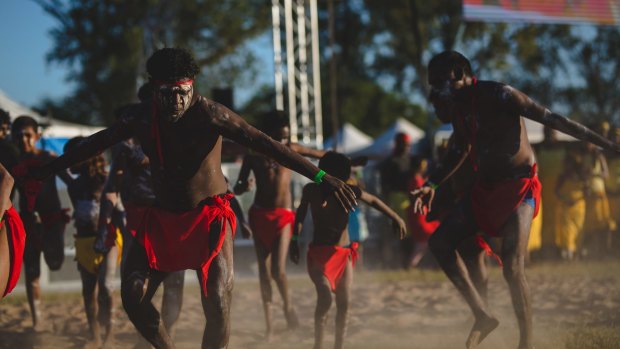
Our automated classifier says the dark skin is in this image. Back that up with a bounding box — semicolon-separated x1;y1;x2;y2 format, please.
234;125;325;340
13;125;72;330
0;163;15;298
98;139;185;348
412;65;620;349
35;78;357;349
66;165;116;348
290;183;406;349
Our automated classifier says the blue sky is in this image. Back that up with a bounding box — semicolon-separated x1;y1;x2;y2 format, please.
0;1;274;111
0;1;74;107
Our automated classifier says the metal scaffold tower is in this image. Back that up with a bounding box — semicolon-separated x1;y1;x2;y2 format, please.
271;0;323;147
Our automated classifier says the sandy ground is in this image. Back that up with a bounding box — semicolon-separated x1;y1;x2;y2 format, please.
1;260;619;349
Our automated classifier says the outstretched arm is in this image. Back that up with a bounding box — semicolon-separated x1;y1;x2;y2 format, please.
0;163;14;214
206;100;357;212
504;85;620;153
289;143;327;159
35;121;133;180
360;190;406;239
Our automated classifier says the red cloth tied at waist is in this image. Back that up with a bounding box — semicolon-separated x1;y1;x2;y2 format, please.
471;164;541;237
249;206;295;251
3;206;26;297
307;243;359;292
12;159;43;212
136;193;237;296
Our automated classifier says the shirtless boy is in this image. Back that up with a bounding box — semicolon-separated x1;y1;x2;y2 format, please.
12;116;72;328
0;163;26;300
290;151;406;349
33;48;357;349
234;110;325;339
411;51;620;349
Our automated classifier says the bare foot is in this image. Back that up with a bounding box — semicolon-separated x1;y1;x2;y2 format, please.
286;308;299;331
466;315;499;349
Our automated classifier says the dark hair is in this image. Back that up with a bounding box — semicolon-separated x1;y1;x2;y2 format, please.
0;109;10;125
147;48;200;81
137;82;154;102
64;136;107;179
428;51;473;82
260;110;290;139
12;115;39;134
319;151;351;181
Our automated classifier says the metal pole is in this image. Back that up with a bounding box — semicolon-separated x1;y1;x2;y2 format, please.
327;0;339;150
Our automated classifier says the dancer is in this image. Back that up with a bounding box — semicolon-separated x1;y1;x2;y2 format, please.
411;51;620;349
32;48;357;349
290;151;406;349
64;137;120;347
234;110;325;340
0;163;26;299
12;115;72;329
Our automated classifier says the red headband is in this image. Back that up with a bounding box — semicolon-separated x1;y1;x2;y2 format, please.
152;79;194;87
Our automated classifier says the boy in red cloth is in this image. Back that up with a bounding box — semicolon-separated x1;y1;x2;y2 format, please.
32;48;357;349
290;151;406;349
0;163;26;299
234;110;326;340
11;116;73;329
411;51;620;349
407;156;440;268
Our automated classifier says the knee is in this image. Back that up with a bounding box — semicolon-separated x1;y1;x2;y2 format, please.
271;268;286;283
45;254;64;271
502;257;525;282
121;273;145;311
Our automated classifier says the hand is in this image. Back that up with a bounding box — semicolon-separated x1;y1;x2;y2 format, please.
93;225;110;254
320;174;358;213
289;240;300;264
241;223;252;239
393;218;407;240
410;186;435;214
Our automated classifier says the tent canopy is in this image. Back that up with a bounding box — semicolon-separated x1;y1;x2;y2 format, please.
0;89;104;154
349;118;425;158
324;122;373;154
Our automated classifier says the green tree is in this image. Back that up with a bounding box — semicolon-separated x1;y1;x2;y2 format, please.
35;0;270;125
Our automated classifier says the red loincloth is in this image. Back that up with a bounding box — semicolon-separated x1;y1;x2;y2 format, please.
249;206;295;251
407;176;440;242
471;165;542;237
135;193;237;296
2;206;26;297
307;243;358;292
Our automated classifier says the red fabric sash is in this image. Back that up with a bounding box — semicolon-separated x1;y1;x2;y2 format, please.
12;159;43;212
3;206;26;297
471;164;542;237
249;206;295;251
307;243;359;292
408;176;440;242
136;194;237;296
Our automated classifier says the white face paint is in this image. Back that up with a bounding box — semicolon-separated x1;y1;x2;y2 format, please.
155;80;194;122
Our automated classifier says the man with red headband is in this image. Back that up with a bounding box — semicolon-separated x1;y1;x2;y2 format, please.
33;47;357;349
234;110;326;340
411;50;620;349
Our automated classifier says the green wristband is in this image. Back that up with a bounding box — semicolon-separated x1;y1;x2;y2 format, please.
426;181;439;190
291;235;299;241
314;170;326;184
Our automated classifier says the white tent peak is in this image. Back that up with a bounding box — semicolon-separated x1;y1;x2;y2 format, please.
0;89;104;138
349;118;425;158
324;122;372;154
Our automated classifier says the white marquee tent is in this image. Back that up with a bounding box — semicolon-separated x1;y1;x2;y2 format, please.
349;118;425;158
323;122;373;154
